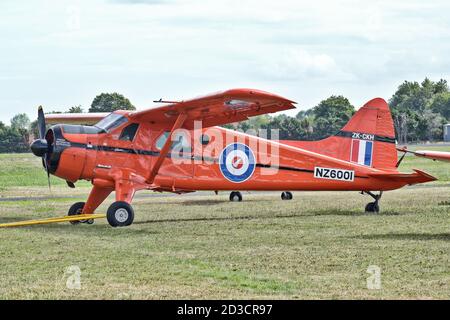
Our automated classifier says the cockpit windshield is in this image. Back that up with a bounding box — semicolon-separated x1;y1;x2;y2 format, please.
94;113;129;133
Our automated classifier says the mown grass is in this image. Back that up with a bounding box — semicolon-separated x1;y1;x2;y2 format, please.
0;152;449;299
0;154;90;192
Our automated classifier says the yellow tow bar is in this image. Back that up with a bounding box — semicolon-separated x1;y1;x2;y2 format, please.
0;214;106;228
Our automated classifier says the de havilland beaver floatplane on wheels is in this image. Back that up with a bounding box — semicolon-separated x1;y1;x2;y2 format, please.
29;89;436;227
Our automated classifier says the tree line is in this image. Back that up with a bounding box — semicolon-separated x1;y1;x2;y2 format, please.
227;78;450;144
0;93;135;153
1;79;449;153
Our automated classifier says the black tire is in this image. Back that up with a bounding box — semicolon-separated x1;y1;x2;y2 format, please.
281;191;293;200
229;191;242;202
107;201;135;227
68;202;85;225
365;202;380;213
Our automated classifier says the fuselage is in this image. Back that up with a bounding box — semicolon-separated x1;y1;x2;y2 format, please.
41;112;417;194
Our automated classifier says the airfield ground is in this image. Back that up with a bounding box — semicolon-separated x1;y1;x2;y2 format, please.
0;147;449;299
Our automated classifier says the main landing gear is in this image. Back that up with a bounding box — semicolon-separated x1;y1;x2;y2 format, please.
68;202;94;225
362;191;383;213
229;191;243;202
106;201;135;227
229;191;294;201
281;191;293;200
68;201;135;227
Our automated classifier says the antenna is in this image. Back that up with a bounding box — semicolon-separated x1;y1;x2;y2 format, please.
153;98;181;104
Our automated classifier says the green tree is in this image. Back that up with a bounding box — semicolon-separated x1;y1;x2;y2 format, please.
30;120;39;139
10;113;31;145
310;96;355;140
0;127;29;153
68;105;84;113
10;113;30;131
422;109;446;141
390;78;450;143
434;79;448;94
430;92;450;120
89;93;135;113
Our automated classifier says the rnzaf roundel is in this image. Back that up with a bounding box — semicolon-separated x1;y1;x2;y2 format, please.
350;139;373;167
219;143;256;183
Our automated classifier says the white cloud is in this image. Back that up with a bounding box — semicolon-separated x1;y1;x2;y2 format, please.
257;48;340;80
1;0;450;123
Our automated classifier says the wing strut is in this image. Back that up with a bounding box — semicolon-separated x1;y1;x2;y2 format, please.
146;112;188;184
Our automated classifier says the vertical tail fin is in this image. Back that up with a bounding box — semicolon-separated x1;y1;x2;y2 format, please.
281;98;398;169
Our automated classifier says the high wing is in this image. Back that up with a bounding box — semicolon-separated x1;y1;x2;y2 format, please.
130;88;296;129
45;113;110;125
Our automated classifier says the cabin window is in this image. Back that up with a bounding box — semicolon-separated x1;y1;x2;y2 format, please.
94;113;128;133
119;123;139;141
156;132;170;150
156;131;191;152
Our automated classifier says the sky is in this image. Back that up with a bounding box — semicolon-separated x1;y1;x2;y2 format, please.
1;0;450;124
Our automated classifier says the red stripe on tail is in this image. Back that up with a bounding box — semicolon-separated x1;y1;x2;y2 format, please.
351;140;360;163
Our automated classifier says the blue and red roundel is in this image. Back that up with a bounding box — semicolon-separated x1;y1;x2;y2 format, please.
219;143;256;183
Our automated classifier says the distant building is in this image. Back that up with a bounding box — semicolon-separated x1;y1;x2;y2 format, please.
444;124;450;142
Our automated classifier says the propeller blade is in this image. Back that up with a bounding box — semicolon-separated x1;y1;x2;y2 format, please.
38;106;46;139
43;154;51;191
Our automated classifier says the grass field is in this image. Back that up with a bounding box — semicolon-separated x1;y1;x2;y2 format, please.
0;150;449;299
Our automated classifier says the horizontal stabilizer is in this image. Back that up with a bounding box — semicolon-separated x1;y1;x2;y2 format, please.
413;150;450;162
368;169;436;185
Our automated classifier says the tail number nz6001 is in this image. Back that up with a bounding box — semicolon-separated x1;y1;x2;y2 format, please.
314;167;354;182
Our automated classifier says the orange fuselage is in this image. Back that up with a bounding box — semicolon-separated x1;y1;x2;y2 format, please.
50;121;411;195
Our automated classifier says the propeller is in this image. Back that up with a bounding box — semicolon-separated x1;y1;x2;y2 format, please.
30;106;51;190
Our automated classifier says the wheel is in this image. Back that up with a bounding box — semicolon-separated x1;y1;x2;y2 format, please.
229;191;242;202
68;202;85;225
365;202;380;213
281;191;293;200
107;201;135;227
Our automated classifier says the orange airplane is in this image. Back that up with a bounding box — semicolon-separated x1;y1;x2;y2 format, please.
30;89;436;227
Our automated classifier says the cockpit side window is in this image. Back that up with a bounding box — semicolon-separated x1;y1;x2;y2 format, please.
119;123;140;141
156;132;170;150
94;113;129;133
155;131;191;152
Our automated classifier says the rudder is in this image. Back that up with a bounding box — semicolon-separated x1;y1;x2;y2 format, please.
280;98;398;169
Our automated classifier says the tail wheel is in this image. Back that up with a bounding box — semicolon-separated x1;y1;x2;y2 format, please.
229;191;243;202
281;192;293;200
68;202;86;225
365;202;380;213
107;201;135;227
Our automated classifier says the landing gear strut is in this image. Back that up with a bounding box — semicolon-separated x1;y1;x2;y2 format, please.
362;191;383;213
